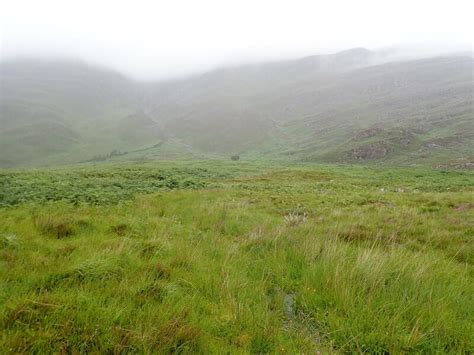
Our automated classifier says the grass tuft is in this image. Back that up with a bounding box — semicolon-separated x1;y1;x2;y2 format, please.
154;316;202;353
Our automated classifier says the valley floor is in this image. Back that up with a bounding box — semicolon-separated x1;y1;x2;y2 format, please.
0;161;473;353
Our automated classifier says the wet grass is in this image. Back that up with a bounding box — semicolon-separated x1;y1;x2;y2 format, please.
0;162;473;353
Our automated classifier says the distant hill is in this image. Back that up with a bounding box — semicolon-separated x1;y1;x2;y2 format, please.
1;49;473;167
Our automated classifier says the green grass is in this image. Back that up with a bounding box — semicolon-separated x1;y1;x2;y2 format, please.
1;161;473;353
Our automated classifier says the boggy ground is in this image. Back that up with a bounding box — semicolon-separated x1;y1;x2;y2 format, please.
0;161;473;353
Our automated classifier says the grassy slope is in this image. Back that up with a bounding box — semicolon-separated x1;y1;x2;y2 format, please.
2;52;473;168
0;60;172;167
146;55;474;166
243;56;474;165
1;161;473;353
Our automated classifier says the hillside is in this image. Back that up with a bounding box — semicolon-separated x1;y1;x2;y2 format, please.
1;49;473;167
0;60;169;167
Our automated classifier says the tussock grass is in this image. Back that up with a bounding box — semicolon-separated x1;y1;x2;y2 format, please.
32;212;94;239
33;215;78;238
0;162;473;353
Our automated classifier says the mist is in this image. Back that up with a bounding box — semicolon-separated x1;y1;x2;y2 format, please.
1;0;472;80
1;2;473;350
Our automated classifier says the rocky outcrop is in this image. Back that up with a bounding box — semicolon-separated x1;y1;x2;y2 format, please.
350;144;389;159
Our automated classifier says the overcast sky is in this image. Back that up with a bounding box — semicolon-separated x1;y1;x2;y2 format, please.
1;0;473;79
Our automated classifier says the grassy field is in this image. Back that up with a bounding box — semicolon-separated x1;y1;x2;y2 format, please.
0;161;473;353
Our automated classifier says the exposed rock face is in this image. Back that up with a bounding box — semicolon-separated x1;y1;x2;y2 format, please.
350;144;389;159
426;143;442;149
354;127;383;140
393;129;413;146
436;159;474;169
456;162;474;169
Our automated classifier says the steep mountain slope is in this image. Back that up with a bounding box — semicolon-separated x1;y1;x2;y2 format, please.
259;55;474;165
1;50;473;167
142;48;377;152
0;60;166;167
